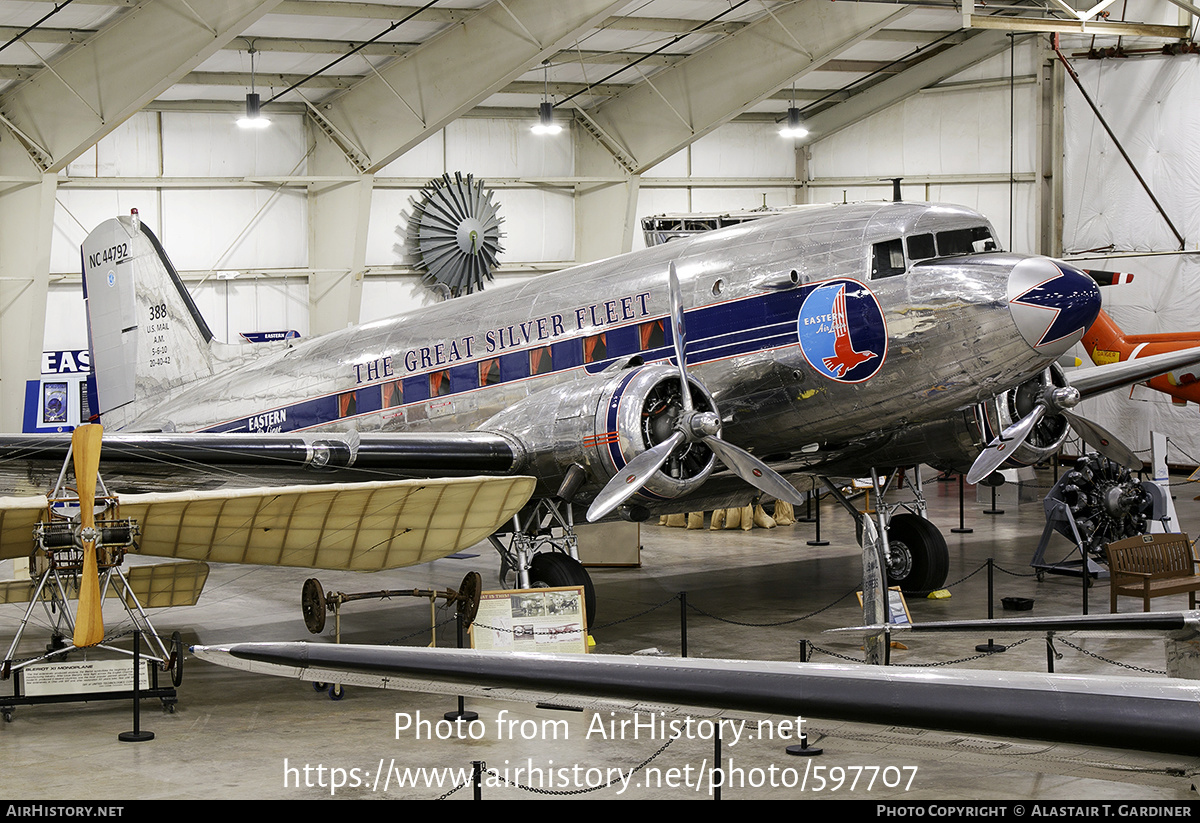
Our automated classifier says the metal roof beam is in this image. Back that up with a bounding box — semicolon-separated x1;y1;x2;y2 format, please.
273;1;471;23
595;15;747;34
0;0;283;173
0;26;96;45
800;29;1014;144
579;0;909;174
966;14;1188;37
306;0;627;174
270;3;746;34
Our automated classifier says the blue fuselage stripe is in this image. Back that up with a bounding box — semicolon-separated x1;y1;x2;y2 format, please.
204;287;812;435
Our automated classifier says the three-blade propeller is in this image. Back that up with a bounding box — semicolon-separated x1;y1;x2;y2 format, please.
966;373;1137;485
72;423;105;648
587;263;806;521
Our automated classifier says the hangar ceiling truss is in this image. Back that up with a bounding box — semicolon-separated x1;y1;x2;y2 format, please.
0;0;284;173
2;0;1190;181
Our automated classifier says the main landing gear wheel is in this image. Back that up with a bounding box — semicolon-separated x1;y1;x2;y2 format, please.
528;553;596;629
885;514;949;595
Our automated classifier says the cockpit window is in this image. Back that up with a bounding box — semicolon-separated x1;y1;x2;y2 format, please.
935;226;996;256
871;238;906;279
907;233;936;261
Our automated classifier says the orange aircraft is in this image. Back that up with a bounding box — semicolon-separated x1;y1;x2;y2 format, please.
1081;307;1200;407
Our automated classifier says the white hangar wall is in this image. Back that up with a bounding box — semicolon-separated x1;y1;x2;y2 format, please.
44;112;809;346
1063;53;1200;466
804;40;1042;255
633;122;801;252
47;111;313;351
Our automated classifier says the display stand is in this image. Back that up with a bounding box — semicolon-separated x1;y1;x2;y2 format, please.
1;437;182;716
1030;497;1107;581
1;653;177;722
300;572;482;700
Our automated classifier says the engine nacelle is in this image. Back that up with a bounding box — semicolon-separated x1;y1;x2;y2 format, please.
855;366;1072;476
975;365;1072;470
481;363;719;512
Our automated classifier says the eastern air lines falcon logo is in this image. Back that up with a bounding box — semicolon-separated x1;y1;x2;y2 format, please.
797;279;888;383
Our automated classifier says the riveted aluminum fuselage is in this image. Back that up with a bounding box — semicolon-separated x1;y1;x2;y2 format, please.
126;202;1071;485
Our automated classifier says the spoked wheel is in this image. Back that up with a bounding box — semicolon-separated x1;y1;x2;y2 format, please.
302;578;327;634
528;553;596;629
885;514;949;595
169;631;184;687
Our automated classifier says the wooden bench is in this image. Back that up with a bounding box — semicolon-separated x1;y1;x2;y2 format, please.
1106;532;1200;612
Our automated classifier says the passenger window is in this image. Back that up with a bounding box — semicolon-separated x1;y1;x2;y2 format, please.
907;233;935;261
583;333;607;363
529;347;553;375
871;239;906;279
429;370;451;397
479;358;501;386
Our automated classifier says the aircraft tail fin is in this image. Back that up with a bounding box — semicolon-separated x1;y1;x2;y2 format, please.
82;212;216;426
1079;309;1129;366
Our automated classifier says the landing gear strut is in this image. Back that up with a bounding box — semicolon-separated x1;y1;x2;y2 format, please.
489;498;596;628
847;468;948;594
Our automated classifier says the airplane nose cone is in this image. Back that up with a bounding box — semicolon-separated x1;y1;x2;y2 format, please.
1007;257;1100;358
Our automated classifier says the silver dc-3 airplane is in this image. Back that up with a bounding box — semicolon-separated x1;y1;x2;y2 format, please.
5;200;1200;651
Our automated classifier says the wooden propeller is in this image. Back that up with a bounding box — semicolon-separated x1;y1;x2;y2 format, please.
72;423;104;648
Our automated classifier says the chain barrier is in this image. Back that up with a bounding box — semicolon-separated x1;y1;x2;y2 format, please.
805;640;1034;667
592;594;682;630
992;562;1040;578
684;586;860;627
1057;637;1167;676
661;558;1167;676
481;736;676;798
385;614;459;646
437;778;469;800
676;559;997;628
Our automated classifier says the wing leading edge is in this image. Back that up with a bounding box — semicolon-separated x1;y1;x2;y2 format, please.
192;642;1200;757
0;430;521;477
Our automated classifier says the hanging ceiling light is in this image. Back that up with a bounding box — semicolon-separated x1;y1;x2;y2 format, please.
237;46;270;129
779;83;808;139
531;61;561;135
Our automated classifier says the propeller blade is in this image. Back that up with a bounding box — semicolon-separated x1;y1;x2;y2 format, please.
72;423;105;648
667;261;693;415
859;513;888;665
1061;410;1142;470
966;404;1047;485
701;436;806;506
587;431;685;522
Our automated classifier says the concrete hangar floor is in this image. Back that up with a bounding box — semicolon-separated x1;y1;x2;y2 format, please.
2;468;1198;801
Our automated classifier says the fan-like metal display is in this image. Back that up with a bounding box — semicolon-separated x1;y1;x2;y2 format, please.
406;172;503;298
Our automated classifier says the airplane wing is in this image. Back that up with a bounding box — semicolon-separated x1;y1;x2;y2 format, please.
827;610;1200;637
191;641;1200;757
0;476;535;571
0;430;521;478
0;561;209;607
1068;344;1200;399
